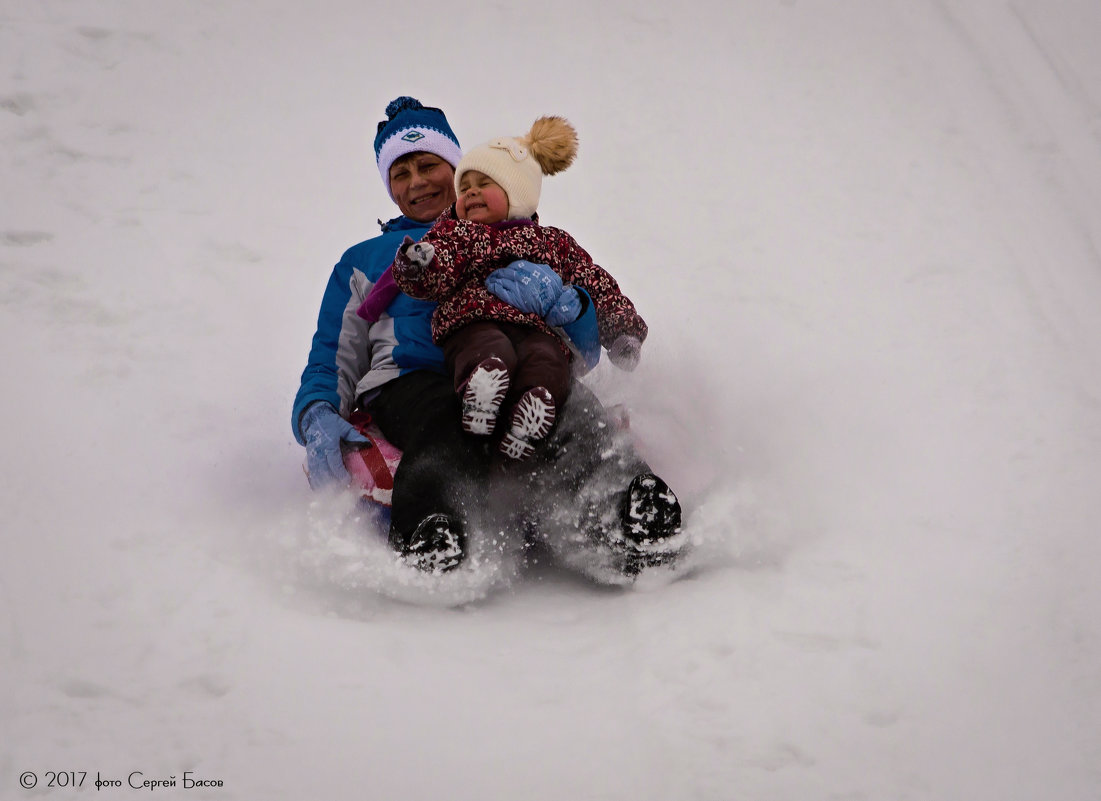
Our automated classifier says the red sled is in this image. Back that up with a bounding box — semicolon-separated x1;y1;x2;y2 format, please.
340;411;403;514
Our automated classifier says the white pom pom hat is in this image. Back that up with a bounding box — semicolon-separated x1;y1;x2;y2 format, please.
455;116;579;220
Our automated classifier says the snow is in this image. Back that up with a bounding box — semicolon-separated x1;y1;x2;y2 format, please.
3;0;1101;798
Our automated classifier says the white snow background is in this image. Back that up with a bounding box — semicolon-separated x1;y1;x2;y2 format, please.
3;0;1101;798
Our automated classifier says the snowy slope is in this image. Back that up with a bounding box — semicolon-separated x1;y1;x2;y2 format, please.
3;1;1101;798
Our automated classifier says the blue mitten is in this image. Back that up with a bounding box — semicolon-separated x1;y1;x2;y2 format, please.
300;401;369;489
486;260;563;316
545;286;582;326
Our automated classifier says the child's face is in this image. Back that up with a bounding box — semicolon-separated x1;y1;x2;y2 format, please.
456;170;509;224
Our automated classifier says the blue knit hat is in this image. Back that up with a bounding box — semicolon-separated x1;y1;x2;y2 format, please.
374;96;462;200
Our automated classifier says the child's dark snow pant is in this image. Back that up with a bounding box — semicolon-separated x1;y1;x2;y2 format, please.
442;321;572;412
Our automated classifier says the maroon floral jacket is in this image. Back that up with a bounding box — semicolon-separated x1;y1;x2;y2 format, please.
392;209;647;355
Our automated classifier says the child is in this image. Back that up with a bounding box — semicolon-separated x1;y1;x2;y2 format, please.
391;116;647;460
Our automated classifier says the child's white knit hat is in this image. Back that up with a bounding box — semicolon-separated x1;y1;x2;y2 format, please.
454;116;578;220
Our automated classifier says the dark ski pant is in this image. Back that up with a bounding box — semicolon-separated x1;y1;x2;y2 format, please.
365;370;490;545
367;369;669;578
442;321;572;412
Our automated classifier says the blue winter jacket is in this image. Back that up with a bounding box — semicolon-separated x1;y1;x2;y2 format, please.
292;215;600;443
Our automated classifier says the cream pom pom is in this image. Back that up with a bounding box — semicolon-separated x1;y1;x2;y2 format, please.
521;116;578;176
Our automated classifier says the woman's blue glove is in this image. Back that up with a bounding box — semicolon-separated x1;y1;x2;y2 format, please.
300;401;368;490
486;260;566;318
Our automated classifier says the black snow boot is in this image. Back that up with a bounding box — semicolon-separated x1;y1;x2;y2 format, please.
619;473;682;544
396;513;466;574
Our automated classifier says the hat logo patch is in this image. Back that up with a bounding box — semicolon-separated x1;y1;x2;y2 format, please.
401;130;426;143
490;138;528;162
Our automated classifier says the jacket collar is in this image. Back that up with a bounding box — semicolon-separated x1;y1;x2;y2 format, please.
387;206;539;232
378;214;432;234
491;215;538;231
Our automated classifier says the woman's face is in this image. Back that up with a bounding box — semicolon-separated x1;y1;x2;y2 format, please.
455;170;510;224
389;153;456;222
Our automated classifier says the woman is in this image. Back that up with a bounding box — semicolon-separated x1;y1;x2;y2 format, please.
292;97;684;579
